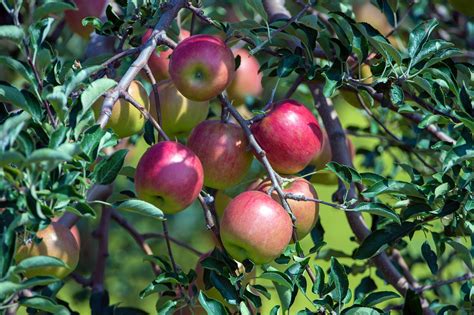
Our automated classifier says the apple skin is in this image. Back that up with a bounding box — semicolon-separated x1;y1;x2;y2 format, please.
64;0;107;38
135;141;204;214
93;80;150;138
227;49;263;103
251;99;324;174
169;35;235;101
52;217;80;248
15;222;80;279
187;120;253;189
150;81;209;137
141;29;190;81
253;177;319;240
220;191;293;264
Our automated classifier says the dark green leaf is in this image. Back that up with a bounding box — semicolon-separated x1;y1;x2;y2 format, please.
362;179;425;199
116;199;165;220
341;306;382;315
351;202;400;224
446;240;473;270
362;291;400;306
92;149;128;184
15;256;67;273
326;161;362;183
0;25;24;43
330;257;348;303
33;1;76;20
198;291;228;315
402;289;422;314
19;296;70;315
421;242;438;274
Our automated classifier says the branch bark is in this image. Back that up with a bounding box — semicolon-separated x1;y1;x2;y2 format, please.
262;0;291;22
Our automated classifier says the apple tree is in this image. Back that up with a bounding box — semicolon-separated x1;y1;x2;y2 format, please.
0;0;473;314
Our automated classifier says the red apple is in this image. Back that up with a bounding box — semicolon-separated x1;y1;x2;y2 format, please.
64;0;107;38
142;29;190;81
251;100;324;174
220;191;293;264
135;141;204;214
227;49;263;103
52;217;80;248
169;35;235;101
149;81;209;137
187;120;253;189
252;177;319;240
15;222;80;279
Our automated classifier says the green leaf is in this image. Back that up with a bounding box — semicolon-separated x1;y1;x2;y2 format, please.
0;84;32;115
80;78;117;115
28;148;72;164
33;1;76;20
92;149;128;185
247;0;268;21
341;306;382;315
0;56;34;85
362;291;400;306
116;199;165;220
326;161;362;183
407;19;438;59
402;289;422;314
198;291;228;315
421;242;438;274
259;270;293;289
0;151;26;167
351;202;400;224
0;25;24;43
354;222;418;259
156;300;177;315
0;277;58;298
65;202;96;218
20;296;70;315
64;65;102;97
277;55;300;78
330;257;348;303
446;240;473;271
362;179;425;199
15;256;67;273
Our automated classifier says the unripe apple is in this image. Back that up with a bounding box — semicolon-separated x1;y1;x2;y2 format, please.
449;0;474;16
93;80;150;138
52;217;80;248
135;141;204;214
340;64;374;109
149;81;209;137
251;99;324;174
169;35;235;101
141;29;190;81
64;0;107;38
16;222;80;279
187;120;253;189
252;177;319;240
220;191;293;264
227;49;263;103
354;1;396;45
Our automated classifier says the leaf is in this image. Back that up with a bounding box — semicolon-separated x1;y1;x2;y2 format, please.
80;78;117;115
326;161;362;183
116;199;165;220
156;300;177;315
421;242;438;274
0;151;26;167
0;84;32;115
277;55;300;78
354;277;377;301
362;291;400;306
198;291;228;315
351;202;401;224
330;257;348;303
341;306;382;315
0;277;58;297
362;179;425;199
28;148;72;163
15;256;67;273
92;149;128;184
407;20;438;59
65;202;96;218
259;270;293;289
0;56;34;85
446;240;473;271
402;289;422;314
20;296;70;315
247;0;268;21
33;1;76;20
354;222;418;259
64;65;102;97
0;25;24;43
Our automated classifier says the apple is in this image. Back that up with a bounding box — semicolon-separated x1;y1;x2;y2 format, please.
93;80;150;138
15;222;80;279
226;49;263;103
250;99;324;174
449;0;474;16
149;81;209;137
64;0;107;38
220;191;293;264
187;120;253;189
340;63;374;109
169;35;235;101
252;177;319;240
142;29;190;81
135;141;204;214
52;217;80;247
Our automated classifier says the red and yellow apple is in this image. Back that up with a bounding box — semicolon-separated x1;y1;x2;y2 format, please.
227;49;262;103
252;177;319;240
135;141;204;214
93;80;150;138
251;99;324;174
220;191;293;264
187;120;253;189
169;35;235;101
64;0;107;38
150;81;209;137
15;222;80;279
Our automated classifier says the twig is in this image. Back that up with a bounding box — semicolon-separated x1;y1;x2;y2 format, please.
142;232;203;256
285;193;346;210
284;74;304;99
185;2;217;27
414;272;473;293
70;272;92;287
111;210;161;274
91;206;112;293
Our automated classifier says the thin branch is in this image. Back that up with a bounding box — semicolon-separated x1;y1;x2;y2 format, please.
414;272;474;293
143;64;163;141
284;74;304;99
111;210;161;275
185;2;217;27
70;272;92;287
285;193;346;210
142;232;203;256
263;0;291;22
91;206;112;293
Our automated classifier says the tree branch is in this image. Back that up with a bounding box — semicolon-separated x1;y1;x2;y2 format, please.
263;0;291;22
414;272;474;294
91;206;112;293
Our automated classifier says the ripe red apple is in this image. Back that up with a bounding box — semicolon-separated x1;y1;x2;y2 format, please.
252;177;319;240
251;100;324;174
52;217;80;248
142;29;190;81
135;141;204;214
149;81;209;137
64;0;107;38
187;120;253;189
169;35;235;101
227;49;263;103
220;191;293;264
15;222;80;279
